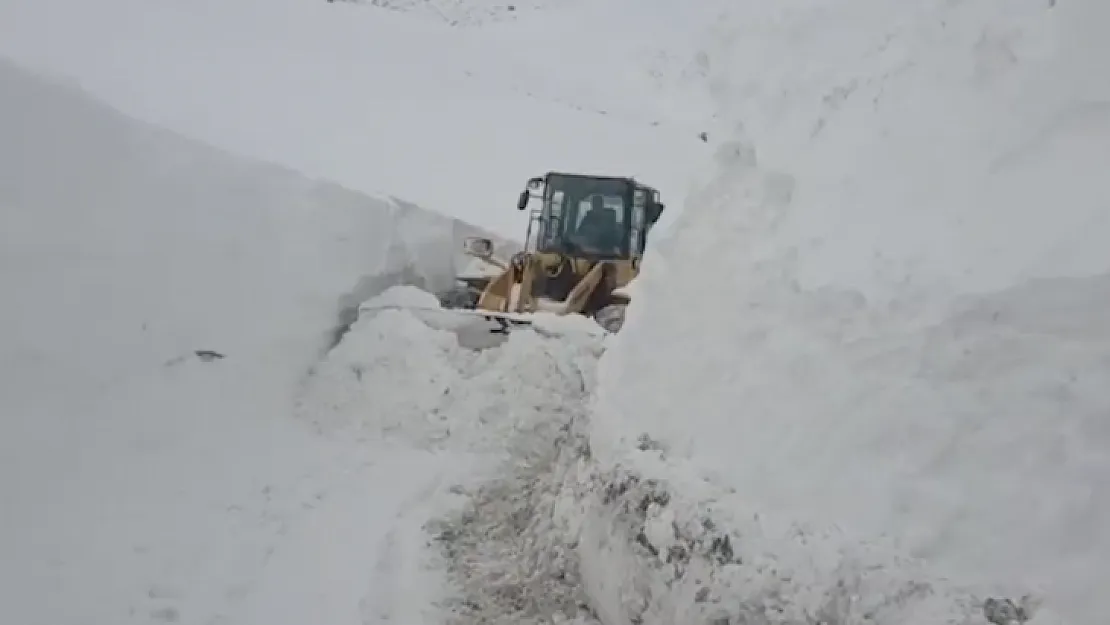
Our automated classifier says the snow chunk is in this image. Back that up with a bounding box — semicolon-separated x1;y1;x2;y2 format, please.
457;256;505;279
361;284;443;311
529;312;609;342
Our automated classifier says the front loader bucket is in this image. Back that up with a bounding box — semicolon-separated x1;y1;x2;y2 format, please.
355;285;609;351
356;302;527;350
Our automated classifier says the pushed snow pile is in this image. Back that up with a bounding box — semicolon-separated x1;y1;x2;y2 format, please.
301;286;604;454
299;287;611;624
0;57;508;625
529;311;610;341
360;284;444;311
592;0;1108;623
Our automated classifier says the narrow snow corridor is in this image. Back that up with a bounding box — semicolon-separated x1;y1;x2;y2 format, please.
294;287;607;624
3;0;1105;621
296;288;1040;625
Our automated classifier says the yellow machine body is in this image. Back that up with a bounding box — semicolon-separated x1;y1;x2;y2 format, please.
454;172;665;332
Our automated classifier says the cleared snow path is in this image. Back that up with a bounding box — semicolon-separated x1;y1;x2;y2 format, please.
299;287;1042;625
297;287;607;624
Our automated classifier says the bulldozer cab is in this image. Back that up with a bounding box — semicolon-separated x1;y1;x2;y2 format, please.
440;171;665;333
518;172;665;262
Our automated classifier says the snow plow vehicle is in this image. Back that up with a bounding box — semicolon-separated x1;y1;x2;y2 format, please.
438;171;666;335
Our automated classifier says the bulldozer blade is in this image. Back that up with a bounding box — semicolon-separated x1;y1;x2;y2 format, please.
355;303;531;349
357;302;607;349
358;304;531;331
453;309;536;332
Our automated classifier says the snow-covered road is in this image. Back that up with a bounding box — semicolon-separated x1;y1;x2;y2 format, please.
298;287;607;624
225;446;453;625
4;0;1107;622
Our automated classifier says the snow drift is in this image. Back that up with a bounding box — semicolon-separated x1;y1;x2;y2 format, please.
0;56;512;625
592;1;1109;623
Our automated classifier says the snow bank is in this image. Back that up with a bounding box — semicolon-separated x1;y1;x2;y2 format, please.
0;56;506;625
589;0;1108;623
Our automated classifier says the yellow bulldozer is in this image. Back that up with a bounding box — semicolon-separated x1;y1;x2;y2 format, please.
442;171;665;334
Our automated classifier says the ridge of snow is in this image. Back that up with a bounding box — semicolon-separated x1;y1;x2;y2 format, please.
593;1;1109;623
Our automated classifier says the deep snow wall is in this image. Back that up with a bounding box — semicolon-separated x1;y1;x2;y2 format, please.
591;1;1108;623
0;56;510;623
0;54;507;386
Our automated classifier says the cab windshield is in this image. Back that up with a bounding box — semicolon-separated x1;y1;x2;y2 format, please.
541;175;630;256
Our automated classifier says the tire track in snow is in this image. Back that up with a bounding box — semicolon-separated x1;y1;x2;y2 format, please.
421;334;605;625
362;460;452;625
219;448;453;625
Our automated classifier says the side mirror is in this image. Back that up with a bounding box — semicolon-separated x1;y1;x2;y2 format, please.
517;190;530;210
463;236;494;259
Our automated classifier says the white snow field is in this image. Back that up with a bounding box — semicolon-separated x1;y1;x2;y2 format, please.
0;56;535;625
0;0;712;240
3;0;1107;624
